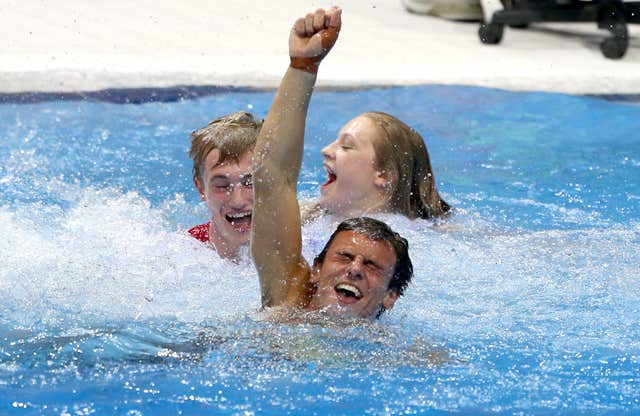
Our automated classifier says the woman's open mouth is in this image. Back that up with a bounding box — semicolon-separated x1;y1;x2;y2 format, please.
322;165;337;189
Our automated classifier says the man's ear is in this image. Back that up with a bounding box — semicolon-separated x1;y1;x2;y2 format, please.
309;258;322;284
194;177;205;201
382;289;400;311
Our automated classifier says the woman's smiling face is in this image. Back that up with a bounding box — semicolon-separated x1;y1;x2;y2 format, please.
319;116;387;216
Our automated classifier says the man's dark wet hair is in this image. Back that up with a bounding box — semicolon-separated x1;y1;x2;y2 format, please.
314;217;413;301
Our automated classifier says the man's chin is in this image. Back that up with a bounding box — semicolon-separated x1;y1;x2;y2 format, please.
322;303;357;318
225;218;252;235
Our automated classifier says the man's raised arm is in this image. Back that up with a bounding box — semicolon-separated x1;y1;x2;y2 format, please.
251;7;341;308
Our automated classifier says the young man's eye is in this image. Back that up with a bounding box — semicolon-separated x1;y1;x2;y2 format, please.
242;177;253;187
213;184;232;192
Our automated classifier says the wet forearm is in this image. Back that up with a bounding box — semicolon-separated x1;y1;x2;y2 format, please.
253;66;316;188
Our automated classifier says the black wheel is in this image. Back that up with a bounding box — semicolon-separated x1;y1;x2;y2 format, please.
598;6;628;59
600;36;627;59
479;23;504;44
600;22;628;59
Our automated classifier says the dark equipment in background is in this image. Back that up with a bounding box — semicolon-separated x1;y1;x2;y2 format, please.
479;0;640;59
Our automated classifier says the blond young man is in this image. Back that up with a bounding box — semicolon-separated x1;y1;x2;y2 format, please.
188;111;262;260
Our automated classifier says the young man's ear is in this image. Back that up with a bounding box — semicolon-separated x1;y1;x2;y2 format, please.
194;177;205;201
382;289;400;311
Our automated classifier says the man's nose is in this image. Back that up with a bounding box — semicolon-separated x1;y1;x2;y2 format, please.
346;257;365;280
228;185;249;208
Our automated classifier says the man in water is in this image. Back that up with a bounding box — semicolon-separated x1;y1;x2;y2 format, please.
252;7;413;320
188;111;262;260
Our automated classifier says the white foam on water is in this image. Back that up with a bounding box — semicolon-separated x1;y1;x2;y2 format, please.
1;177;639;360
0;185;261;328
1;179;639;412
388;214;640;353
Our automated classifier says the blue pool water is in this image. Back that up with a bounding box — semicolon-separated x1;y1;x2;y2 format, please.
1;85;639;415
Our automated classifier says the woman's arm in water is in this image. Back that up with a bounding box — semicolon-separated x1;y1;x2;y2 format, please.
252;7;341;308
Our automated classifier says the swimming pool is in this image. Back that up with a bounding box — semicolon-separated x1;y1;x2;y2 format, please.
1;85;639;414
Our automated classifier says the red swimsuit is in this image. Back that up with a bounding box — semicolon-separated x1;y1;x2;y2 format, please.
188;222;210;243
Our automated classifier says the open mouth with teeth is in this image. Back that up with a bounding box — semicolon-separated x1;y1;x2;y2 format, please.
335;283;363;305
322;165;337;189
225;211;252;233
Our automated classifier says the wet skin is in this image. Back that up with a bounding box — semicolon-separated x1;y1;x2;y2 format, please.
320;116;389;217
194;149;253;258
308;230;400;318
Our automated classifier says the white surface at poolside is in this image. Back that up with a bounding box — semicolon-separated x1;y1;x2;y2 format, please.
2;0;640;94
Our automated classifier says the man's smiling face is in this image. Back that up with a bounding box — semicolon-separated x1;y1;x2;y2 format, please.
308;230;400;319
195;148;254;253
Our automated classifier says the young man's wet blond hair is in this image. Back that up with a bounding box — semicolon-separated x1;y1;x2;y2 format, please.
189;111;263;183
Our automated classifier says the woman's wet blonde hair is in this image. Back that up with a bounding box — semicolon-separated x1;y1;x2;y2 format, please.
189;111;263;182
362;111;450;219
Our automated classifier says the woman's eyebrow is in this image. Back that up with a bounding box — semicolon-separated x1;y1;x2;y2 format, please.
339;133;356;144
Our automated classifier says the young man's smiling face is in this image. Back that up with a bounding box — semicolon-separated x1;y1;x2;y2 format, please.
195;148;253;256
308;230;400;319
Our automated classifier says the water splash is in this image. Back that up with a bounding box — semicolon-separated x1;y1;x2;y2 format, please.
1;86;639;413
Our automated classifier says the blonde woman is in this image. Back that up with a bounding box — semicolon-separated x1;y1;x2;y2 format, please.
308;110;451;222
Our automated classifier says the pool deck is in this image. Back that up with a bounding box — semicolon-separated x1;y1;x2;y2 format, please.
2;0;640;95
